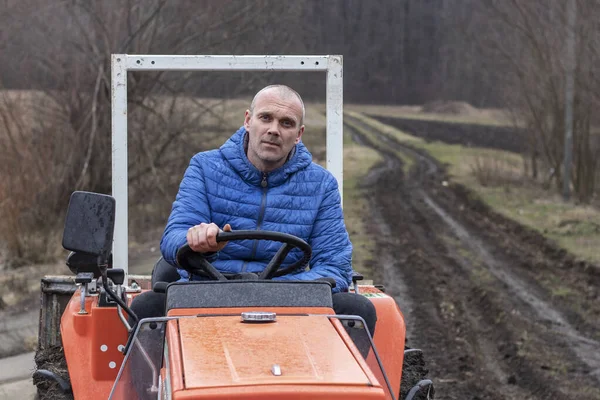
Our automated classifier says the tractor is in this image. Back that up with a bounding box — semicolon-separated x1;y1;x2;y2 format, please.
34;191;434;399
32;54;434;399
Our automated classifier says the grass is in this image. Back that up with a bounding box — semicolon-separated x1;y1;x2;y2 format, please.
0;262;68;309
345;103;515;127
342;129;384;278
481;187;600;264
345;110;416;174
348;112;600;266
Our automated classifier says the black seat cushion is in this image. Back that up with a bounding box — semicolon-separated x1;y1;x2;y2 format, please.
151;257;181;287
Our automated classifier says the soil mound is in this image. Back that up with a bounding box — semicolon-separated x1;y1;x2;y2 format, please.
421;100;479;116
34;345;73;399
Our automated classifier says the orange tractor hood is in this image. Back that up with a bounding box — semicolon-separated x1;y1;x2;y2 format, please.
169;314;386;399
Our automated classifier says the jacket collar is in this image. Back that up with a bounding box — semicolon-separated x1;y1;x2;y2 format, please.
219;127;312;188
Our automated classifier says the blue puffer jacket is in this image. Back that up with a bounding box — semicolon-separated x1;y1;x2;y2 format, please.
160;127;353;292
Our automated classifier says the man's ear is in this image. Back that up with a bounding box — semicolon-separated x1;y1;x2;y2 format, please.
244;110;251;129
295;125;305;144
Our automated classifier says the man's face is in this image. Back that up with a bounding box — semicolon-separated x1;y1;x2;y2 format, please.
244;90;304;172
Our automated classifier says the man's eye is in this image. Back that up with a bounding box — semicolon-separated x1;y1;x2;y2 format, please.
260;115;271;121
281;120;293;127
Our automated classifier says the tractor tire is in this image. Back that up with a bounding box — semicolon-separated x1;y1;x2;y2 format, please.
400;348;435;400
33;345;73;400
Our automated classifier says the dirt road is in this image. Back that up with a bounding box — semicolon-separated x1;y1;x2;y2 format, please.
0;352;36;399
347;115;600;399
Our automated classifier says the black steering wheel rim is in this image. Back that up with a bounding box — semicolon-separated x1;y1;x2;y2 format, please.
176;230;312;280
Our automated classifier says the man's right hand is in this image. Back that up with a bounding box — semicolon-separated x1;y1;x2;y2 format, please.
187;223;231;253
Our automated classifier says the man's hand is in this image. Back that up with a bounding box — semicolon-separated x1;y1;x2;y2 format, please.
186;223;232;253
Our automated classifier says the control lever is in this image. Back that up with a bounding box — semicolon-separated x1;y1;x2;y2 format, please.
107;268;126;301
75;272;94;314
107;269;131;332
107;268;125;285
351;272;364;295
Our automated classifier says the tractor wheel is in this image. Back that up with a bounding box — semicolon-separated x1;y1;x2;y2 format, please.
33;345;73;400
400;348;435;400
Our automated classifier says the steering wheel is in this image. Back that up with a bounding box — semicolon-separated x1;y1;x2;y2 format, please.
176;230;312;281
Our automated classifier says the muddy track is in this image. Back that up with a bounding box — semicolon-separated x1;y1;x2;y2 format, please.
345;115;600;400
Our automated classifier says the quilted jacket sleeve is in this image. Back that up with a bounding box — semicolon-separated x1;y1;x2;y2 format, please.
160;154;212;274
274;176;353;293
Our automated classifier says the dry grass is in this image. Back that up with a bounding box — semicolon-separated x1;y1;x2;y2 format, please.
483;188;600;265
0;91;74;267
343;143;384;278
346;102;515;127
146;94;327;134
470;154;526;187
0;262;67;309
345;110;425;144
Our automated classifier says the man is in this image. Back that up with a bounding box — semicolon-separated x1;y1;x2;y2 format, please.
132;85;376;336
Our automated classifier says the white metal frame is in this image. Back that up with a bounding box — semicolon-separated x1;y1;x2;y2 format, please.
112;54;343;274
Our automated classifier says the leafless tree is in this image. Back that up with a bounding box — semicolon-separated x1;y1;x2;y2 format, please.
462;0;600;202
0;0;304;266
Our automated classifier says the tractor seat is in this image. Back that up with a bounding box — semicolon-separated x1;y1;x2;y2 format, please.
151;257;181;287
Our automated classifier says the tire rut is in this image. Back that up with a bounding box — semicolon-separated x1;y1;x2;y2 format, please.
350;130;416;339
345;115;600;399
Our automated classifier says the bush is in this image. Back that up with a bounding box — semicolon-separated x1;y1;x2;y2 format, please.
470;154;525;188
0;91;69;268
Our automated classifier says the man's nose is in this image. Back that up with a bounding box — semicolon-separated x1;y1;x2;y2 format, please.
267;120;280;135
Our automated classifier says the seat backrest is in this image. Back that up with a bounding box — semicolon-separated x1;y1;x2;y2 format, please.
151;257;181;286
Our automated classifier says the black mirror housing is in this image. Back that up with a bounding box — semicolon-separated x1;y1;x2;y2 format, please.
66;251;113;278
62;191;116;264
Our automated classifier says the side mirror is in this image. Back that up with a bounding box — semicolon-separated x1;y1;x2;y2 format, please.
66;251;113;278
62;191;116;266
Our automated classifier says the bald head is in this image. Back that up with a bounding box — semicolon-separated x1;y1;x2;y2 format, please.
243;84;305;172
249;85;305;126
